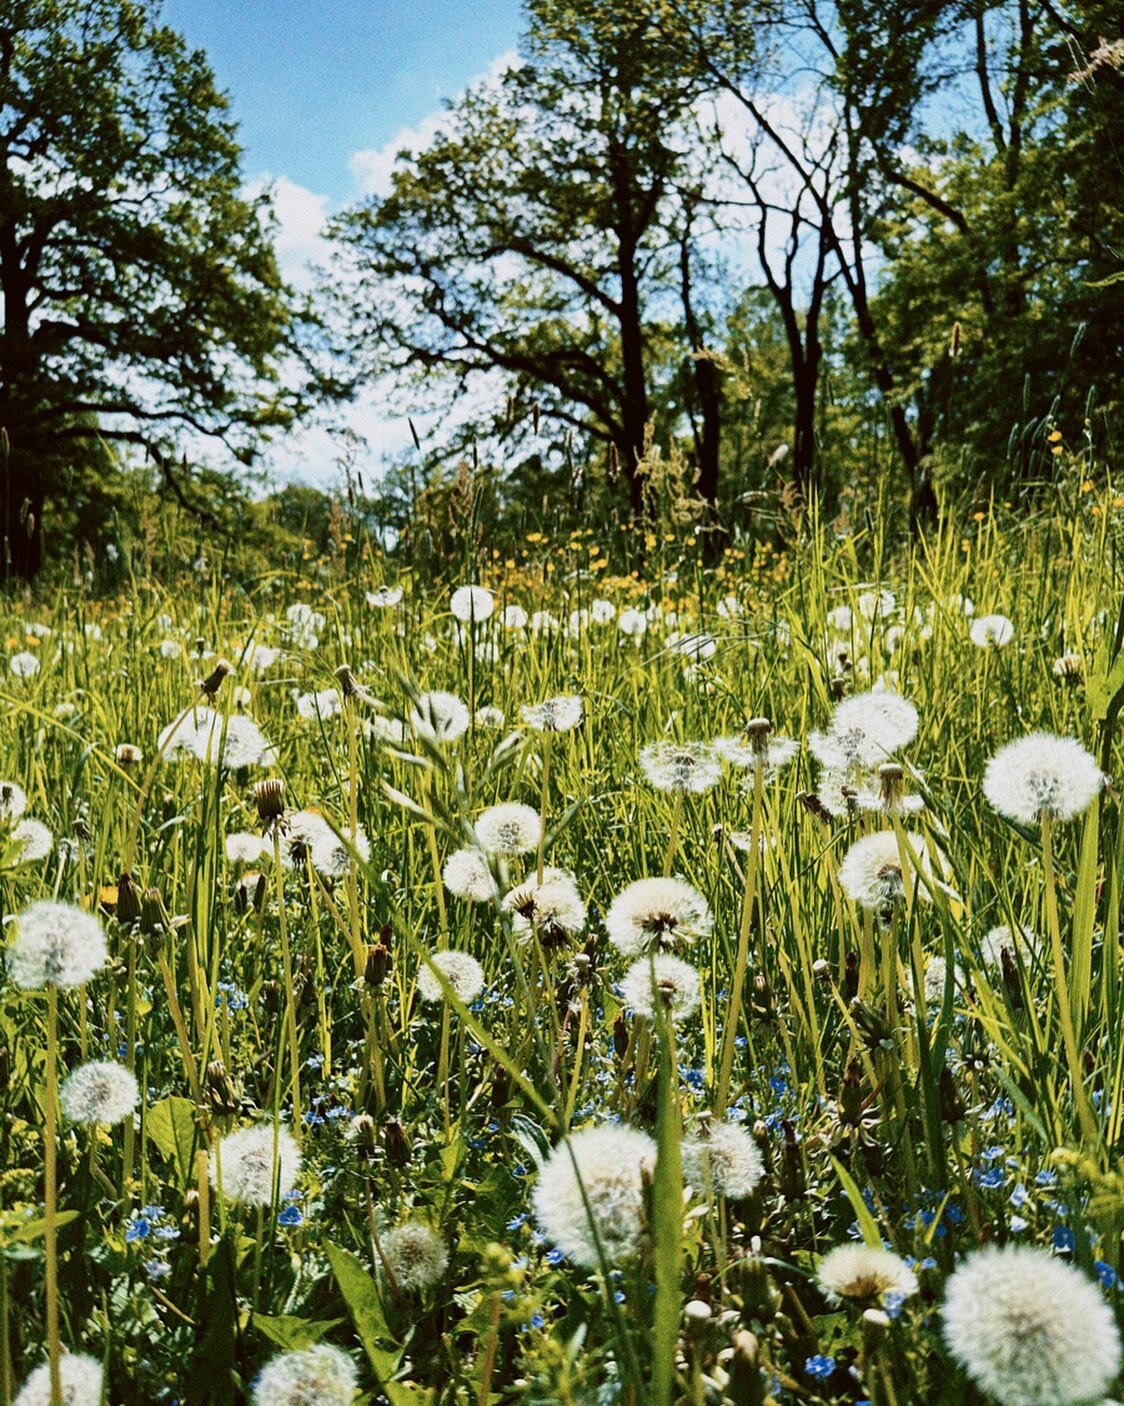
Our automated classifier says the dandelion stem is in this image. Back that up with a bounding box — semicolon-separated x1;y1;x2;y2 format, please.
44;986;62;1406
662;790;683;877
715;757;763;1117
272;827;302;1130
536;731;552;886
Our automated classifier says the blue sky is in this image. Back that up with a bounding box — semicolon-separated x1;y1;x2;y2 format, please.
162;0;525;201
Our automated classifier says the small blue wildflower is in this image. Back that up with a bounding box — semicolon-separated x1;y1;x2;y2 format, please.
1035;1169;1057;1187
1095;1261;1118;1289
804;1355;835;1380
506;1214;527;1231
1009;1215;1028;1233
278;1205;304;1228
1052;1226;1077;1253
154;1225;181;1241
125;1218;151;1243
144;1259;170;1280
546;1248;565;1266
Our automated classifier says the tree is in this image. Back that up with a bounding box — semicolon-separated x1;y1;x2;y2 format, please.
0;0;318;578
333;0;746;520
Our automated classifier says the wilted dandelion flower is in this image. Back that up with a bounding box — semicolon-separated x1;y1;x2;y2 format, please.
60;1059;139;1126
443;848;497;903
605;877;711;956
826;605;853;633
366;585;403;608
13;1352;104;1406
6;901;109;990
858;588;896;620
639;741;722;794
416;949;485;1005
532;1124;656;1268
942;1244;1120;1406
817;1244;918;1306
983;733;1104;825
410;691;470;744
0;781;28;820
380;1222;448;1292
620;953;701;1022
970;613;1015;648
810;690;919;770
10;818;53;862
450;585;494;622
9;652;40;678
521;695;583;733
838;831;933;913
474;802;542;857
1052;652;1083;681
114;742;144;767
212;1124;301;1208
251;1344;357;1406
682;1122;764;1199
504;869;587;947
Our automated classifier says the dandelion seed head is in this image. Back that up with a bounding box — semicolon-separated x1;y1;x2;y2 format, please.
639;741;722;794
521;695;583;733
450;585;495;623
620;953;701;1022
381;1222;448;1292
251;1344;358;1406
213;1125;301;1208
294;689;342;721
970;613;1015;648
983;733;1104;825
60;1060;139;1126
532;1124;657;1269
226;831;270;864
0;782;29;820
13;1352;104;1406
193;713;276;769
9;652;40;678
474;705;505;728
6;901;109;990
605;877;711;957
979;924;1038;969
683;1122;764;1199
811;691;919;770
617;608;648;638
502;604;528;630
715;733;799;774
416;949;485;1005
504;869;587;945
474;802;542;857
11;818;53;863
410;691;470;744
443;848;497;903
817;1244;918;1305
942;1244;1120;1406
838;832;932;912
366;585;403;608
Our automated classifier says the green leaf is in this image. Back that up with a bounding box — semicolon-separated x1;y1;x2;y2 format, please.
325;1240;401;1383
146;1096;199;1187
650;1014;684;1406
829;1156;883;1249
8;1211;80;1245
254;1314;345;1351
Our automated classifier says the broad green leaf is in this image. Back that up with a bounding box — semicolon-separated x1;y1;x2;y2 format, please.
146;1096;199;1187
254;1314;345;1351
325;1240;401;1382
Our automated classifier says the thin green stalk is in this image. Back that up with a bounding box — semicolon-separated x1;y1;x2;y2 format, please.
45;987;61;1406
271;828;302;1129
715;758;763;1117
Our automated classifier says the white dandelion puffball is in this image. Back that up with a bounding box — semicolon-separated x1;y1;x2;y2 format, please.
294;688;342;721
212;1124;301;1208
714;733;800;775
60;1060;139;1126
504;869;587;944
13;1352;104;1406
450;585;495;623
979;924;1038;969
639;741;722;794
474;802;542;857
921;956;964;1007
620;954;701;1023
970;613;1015;648
380;1221;449;1292
246;643;281;674
942;1244;1120;1406
618;608;648;638
410;690;470;744
442;848;497;903
311;825;370;880
982;733;1104;826
838;831;932;911
817;1244;918;1305
502;604;528;630
9;651;40;678
366;585;403;608
225;831;270;864
605;877;711;957
475;705;505;729
281;810;336;867
682;1122;764;1200
6;901;109;991
10;818;53;863
416;949;486;1005
521;695;583;733
533;1124;657;1268
0;781;28;820
251;1344;358;1406
192;713;276;769
158;706;217;757
669;631;717;662
810;690;919;770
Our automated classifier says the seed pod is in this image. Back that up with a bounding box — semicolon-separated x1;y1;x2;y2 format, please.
364;942;390;989
384;1118;411;1169
613;1011;630;1060
352;1113;377;1161
197;658;232;696
254;778;285;824
116;872;143;926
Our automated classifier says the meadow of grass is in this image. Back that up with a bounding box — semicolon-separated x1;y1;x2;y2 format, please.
0;492;1122;1406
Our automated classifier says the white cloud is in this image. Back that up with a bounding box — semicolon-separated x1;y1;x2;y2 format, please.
348;49;520;199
